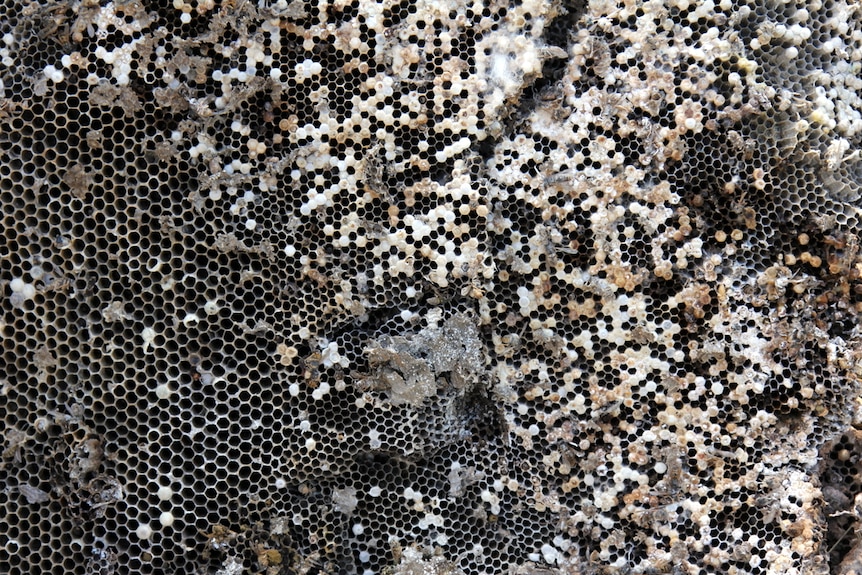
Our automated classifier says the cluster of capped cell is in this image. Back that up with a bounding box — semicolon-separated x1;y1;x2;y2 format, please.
3;0;862;574
467;0;862;571
126;0;561;351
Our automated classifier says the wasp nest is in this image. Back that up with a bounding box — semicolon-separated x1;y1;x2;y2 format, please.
1;0;862;574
